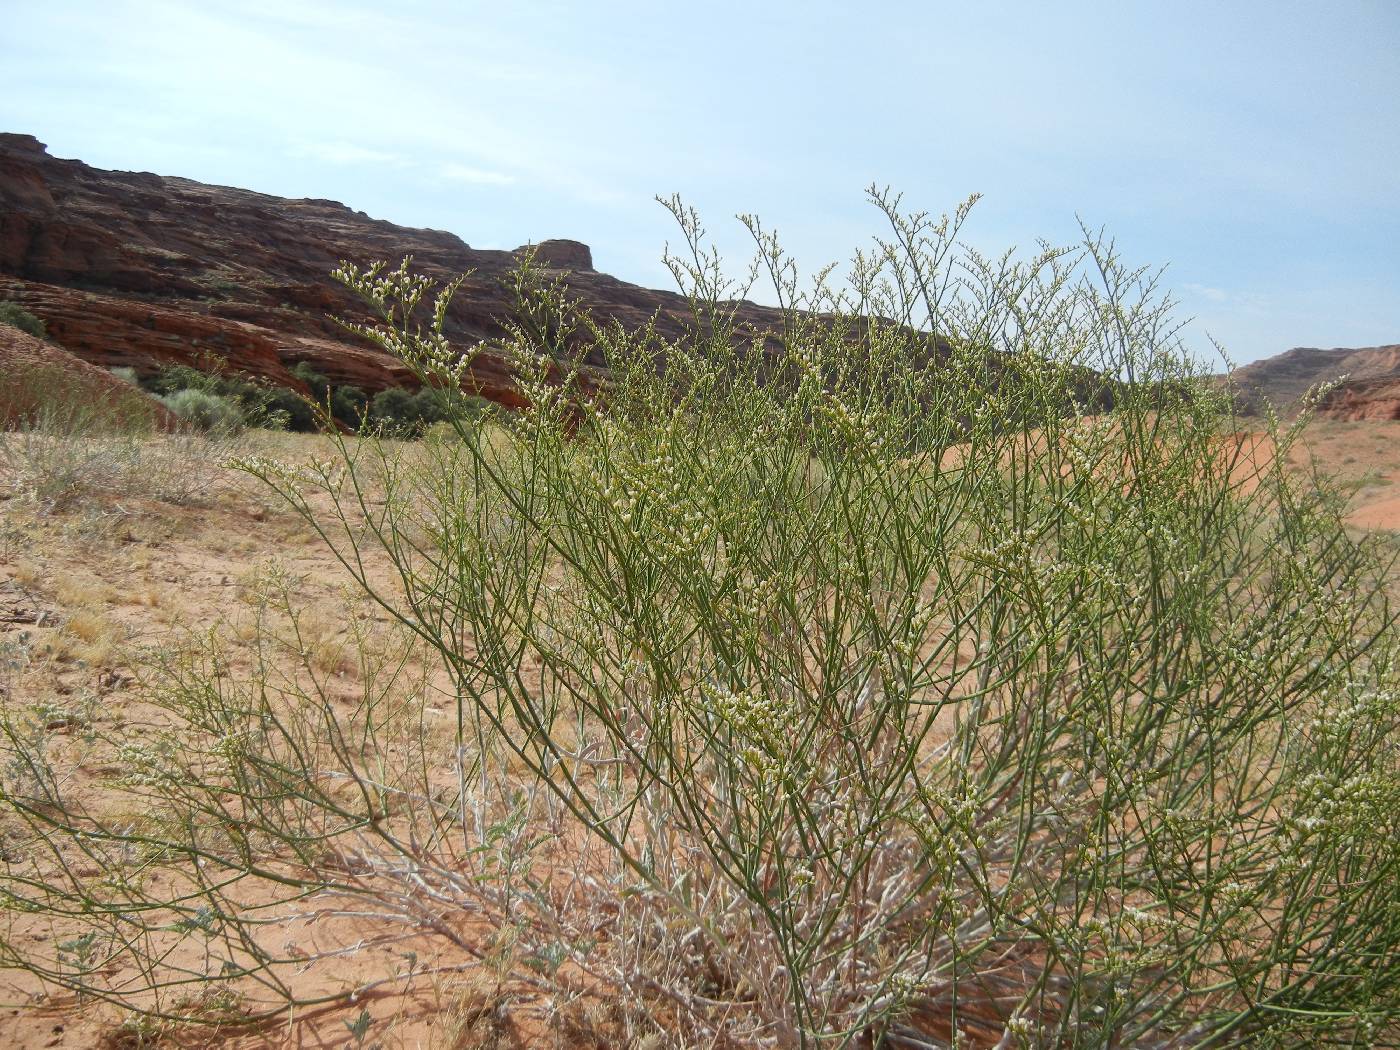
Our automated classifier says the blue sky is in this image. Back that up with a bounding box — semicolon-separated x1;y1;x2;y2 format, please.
4;0;1397;364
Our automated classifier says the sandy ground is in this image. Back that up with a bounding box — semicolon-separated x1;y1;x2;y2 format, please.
0;420;1397;1048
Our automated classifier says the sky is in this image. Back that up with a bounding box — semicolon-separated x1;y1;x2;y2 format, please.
4;0;1398;365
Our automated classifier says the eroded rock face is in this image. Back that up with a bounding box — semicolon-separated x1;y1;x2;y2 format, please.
0;133;777;403
1227;344;1400;419
1316;377;1400;422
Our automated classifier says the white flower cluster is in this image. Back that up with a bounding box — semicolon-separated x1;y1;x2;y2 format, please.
116;740;180;788
886;969;923;1000
698;682;795;781
512;351;567;419
915;784;1003;856
226;454;322;492
1290;768;1399;840
211;729;255;764
333;259;477;384
787;863;815;891
890;602;937;661
1121;903;1182;935
816;394;888;457
1306;686;1400;742
587;444;718;560
1003;1014;1035;1039
732;574;781;623
332;258;434;315
968;532;1080;595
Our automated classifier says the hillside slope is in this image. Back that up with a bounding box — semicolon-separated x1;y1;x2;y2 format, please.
0;323;177;429
0;133;790;405
1228;343;1400;420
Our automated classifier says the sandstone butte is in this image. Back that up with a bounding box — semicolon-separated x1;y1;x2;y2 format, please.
0;132;794;407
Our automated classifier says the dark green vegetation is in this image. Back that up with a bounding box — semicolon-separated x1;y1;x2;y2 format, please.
134;360;487;436
0;300;47;340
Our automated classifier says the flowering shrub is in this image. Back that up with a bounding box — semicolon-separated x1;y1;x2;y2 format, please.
3;193;1397;1046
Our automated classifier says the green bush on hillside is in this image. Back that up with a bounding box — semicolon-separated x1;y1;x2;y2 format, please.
158;388;245;433
364;385;443;435
136;360;476;435
141;364;306;431
0;301;47;340
288;360;332;401
289;362;370;428
330;384;368;427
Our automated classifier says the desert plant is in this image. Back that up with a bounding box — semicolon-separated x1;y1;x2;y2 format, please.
330;383;368;427
364;385;434;434
2;195;1397;1047
142;363;314;431
289;360;330;390
285;365;367;429
0;362;239;509
363;384;489;436
158;388;245;434
256;383;316;431
140;363;215;397
0;300;47;340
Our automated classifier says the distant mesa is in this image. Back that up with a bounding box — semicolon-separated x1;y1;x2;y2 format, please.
1227;344;1400;421
516;239;594;271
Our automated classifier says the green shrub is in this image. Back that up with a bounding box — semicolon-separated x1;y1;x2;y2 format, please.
0;301;47;340
4;199;1397;1045
158;388;244;434
259;385;316;432
107;366;139;385
367;386;417;433
329;384;368;427
137;361;466;436
288;362;366;429
140;364;214;397
142;364;317;431
290;360;332;398
366;385;473;435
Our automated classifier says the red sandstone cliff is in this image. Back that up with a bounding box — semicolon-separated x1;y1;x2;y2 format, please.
0;133;785;405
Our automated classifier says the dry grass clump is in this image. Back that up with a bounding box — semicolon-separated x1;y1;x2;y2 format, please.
2;195;1398;1048
0;360;239;512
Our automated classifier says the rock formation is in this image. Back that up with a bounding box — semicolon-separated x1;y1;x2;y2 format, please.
1227;344;1400;421
0;132;785;406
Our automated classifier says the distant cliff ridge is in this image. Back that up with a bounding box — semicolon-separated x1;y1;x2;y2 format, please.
1228;344;1400;421
5;133;1392;421
0;132;787;406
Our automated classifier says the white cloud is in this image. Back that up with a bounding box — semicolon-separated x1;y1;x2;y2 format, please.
1183;282;1229;303
292;141;410;168
439;162;516;186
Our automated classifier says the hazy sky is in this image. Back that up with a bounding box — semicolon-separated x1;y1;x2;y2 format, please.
5;0;1398;364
